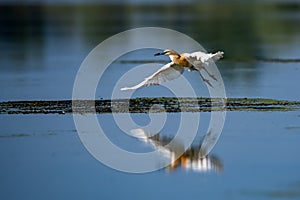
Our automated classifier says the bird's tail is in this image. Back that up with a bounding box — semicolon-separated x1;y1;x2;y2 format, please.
212;51;224;61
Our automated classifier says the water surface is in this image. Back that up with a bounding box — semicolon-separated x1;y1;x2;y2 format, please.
0;1;300;200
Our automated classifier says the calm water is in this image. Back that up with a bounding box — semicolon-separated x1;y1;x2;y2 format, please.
1;112;300;199
1;1;300;200
1;1;300;101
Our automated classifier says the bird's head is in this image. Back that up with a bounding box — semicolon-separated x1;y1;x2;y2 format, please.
154;49;179;57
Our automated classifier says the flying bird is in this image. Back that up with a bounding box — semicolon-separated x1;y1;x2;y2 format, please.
121;49;224;90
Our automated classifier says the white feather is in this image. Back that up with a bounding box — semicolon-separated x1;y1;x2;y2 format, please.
184;51;224;66
121;62;184;91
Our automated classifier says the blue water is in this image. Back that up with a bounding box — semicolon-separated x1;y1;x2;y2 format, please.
1;1;300;200
0;2;300;101
1;111;300;199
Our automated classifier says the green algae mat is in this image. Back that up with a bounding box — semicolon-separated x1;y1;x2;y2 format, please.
1;97;299;114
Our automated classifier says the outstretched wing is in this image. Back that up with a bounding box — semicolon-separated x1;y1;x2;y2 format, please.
184;51;224;66
130;129;174;159
121;62;184;91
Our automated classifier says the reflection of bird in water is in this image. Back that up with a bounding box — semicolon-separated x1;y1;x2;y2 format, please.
130;129;223;172
121;49;224;90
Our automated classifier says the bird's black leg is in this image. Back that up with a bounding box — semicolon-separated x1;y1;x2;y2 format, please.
198;71;213;87
200;65;218;81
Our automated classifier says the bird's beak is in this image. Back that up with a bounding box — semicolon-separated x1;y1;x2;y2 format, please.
154;52;165;56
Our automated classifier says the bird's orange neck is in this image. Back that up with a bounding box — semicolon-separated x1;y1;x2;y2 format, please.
169;54;191;67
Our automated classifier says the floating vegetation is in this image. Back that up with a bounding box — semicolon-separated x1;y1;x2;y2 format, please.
0;97;299;114
256;58;300;63
0;133;30;138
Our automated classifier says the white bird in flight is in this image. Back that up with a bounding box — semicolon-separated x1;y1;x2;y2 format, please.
121;49;224;91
